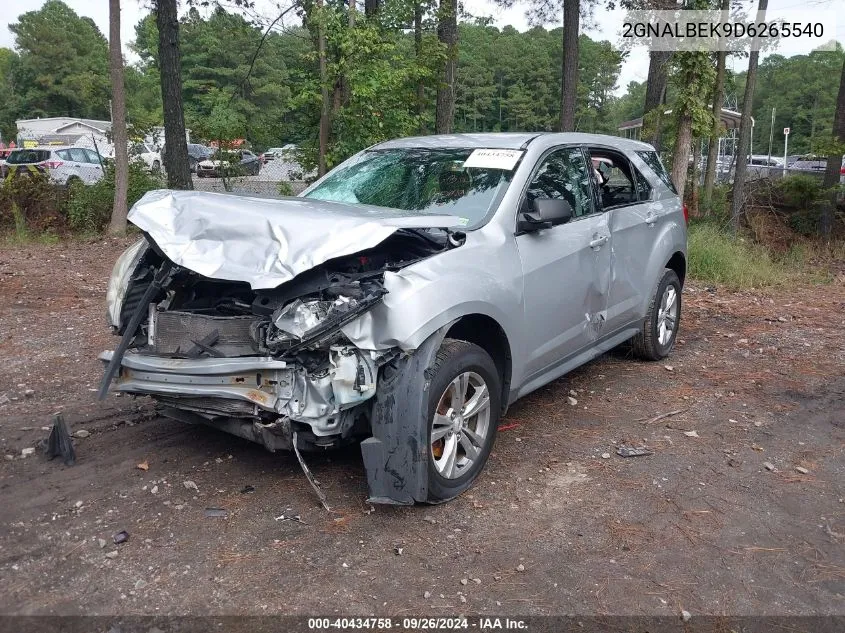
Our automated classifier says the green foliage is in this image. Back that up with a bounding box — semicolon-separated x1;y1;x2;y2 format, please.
670;51;717;137
700;184;730;219
8;1;110;121
777;174;824;210
688;222;788;288
744;45;844;156
452;25;624;134
0;174;68;236
65;163;163;233
277;181;295;196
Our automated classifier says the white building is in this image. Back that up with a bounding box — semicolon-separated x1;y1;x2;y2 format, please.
15;117;190;156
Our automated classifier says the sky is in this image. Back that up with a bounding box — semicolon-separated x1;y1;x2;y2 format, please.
0;0;842;98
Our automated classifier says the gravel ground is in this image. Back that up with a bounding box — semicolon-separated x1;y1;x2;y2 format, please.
0;238;843;617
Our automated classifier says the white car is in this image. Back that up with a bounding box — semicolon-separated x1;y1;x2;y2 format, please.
4;146;104;185
129;142;162;173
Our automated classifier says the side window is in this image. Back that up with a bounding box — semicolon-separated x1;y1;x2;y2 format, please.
68;148;88;163
587;150;641;209
526;147;594;218
636;150;677;194
56;149;71;161
634;167;652;201
84;149;102;164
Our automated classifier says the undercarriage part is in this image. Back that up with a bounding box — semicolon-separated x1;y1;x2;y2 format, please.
160;407;294;451
98;261;174;401
292;431;331;511
360;324;450;505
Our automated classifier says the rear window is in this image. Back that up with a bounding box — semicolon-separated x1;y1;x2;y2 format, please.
8;149;51;164
636;150;677;195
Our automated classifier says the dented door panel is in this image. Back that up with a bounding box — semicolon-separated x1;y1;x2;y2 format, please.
515;211;611;380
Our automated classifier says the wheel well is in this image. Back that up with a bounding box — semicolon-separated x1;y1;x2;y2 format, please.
667;251;686;287
445;314;512;412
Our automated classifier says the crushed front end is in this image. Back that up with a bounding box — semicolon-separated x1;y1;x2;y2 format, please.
100;229;447;452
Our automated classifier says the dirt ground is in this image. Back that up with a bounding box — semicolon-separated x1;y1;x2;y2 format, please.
0;238;843;617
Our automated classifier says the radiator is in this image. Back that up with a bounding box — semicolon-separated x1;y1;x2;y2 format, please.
150;310;258;357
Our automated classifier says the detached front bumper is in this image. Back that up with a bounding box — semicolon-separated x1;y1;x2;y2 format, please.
99;351;293;415
99;347;379;445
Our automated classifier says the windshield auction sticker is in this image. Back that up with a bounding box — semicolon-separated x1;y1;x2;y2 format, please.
463;149;524;171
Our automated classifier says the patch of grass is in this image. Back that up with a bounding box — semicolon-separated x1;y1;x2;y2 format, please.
687;222;790;288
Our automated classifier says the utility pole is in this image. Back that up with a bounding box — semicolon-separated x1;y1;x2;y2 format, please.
766;107;775;166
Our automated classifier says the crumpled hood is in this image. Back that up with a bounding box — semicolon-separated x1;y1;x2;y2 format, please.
127;190;460;290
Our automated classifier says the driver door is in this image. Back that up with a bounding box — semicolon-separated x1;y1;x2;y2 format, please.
516;146;612;380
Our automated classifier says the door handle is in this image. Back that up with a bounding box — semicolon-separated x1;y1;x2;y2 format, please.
589;234;608;249
645;211;657;226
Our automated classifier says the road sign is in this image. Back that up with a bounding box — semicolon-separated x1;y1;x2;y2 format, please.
784;127;790;135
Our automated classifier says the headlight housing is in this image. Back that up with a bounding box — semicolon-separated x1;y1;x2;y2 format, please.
271;297;354;342
106;238;148;329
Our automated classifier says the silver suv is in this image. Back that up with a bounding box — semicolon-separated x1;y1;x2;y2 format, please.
5;146;105;185
100;133;687;504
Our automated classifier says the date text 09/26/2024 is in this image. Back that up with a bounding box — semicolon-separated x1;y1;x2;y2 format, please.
307;617;528;630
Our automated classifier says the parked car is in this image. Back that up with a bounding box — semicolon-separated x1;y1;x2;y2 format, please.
790;155;828;171
161;143;214;173
4;146;104;186
196;149;261;177
748;155;782;167
260;144;297;164
129;142;162;173
100;133;687;504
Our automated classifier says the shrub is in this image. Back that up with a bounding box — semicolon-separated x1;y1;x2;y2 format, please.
65;162;164;233
701;184;730;219
687;222;788;288
0;174;69;237
277;181;295;197
777;175;823;209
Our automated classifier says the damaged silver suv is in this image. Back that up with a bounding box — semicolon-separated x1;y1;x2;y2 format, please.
100;133;687;504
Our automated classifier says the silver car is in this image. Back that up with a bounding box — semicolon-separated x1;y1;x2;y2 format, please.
100;133;687;504
5;146;105;185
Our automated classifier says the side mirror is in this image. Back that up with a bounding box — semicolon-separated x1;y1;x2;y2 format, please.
517;198;573;233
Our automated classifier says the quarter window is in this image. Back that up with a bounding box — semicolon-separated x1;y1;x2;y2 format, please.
636;150;677;194
525;147;594;218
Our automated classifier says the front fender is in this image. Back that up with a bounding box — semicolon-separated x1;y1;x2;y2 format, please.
341;263;521;353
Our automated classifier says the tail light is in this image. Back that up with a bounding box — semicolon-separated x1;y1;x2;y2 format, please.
839;165;845;175
682;203;689;225
41;161;63;169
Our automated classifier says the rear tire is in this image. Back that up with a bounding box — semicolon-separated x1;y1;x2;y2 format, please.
631;268;681;360
425;339;500;503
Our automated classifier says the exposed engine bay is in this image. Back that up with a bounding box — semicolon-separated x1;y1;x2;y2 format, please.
101;228;455;451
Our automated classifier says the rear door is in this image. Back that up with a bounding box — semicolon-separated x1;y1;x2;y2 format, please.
600;148;676;330
516;145;612;379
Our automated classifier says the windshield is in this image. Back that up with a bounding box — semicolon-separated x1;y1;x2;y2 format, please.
304;148;515;228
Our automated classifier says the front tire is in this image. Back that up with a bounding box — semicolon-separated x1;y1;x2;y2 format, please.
632;268;681;360
425;339;500;502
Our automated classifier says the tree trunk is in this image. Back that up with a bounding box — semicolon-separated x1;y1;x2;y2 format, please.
415;2;425;133
730;0;768;232
317;0;329;176
155;0;192;190
703;0;729;206
703;49;726;206
820;56;845;236
642;49;671;149
670;113;692;201
364;0;379;18
435;0;457;134
559;0;579;132
108;0;129;235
